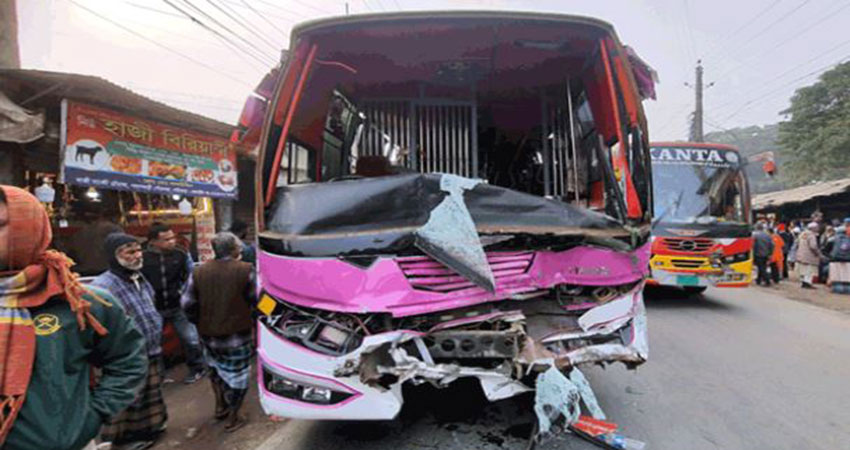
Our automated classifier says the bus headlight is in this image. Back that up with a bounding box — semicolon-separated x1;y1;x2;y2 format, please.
721;252;750;265
262;367;354;405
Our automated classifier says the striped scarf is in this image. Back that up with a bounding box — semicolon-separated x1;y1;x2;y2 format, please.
0;186;109;445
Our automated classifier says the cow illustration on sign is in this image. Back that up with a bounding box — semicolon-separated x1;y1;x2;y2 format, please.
75;144;104;164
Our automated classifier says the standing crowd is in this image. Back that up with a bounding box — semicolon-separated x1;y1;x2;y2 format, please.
0;185;257;450
752;212;850;293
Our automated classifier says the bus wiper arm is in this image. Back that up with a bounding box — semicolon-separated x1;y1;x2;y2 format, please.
652;190;683;226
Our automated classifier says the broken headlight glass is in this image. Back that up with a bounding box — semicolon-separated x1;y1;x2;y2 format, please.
262;366;354;405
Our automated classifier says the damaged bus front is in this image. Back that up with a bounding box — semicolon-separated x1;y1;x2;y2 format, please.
251;12;656;424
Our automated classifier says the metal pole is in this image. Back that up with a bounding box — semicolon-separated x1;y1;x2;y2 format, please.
541;92;551;197
566;80;580;203
695;60;704;142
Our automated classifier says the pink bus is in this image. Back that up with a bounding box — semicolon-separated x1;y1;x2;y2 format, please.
250;11;656;421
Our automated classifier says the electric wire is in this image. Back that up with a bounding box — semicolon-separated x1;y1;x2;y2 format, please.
173;0;278;63
719;55;850;123
724;0;813;61
254;0;323;19
709;0;850;89
205;0;282;52
703;0;784;62
681;0;699;61
219;0;300;22
124;1;186;19
288;0;338;15
161;0;276;67
710;35;850;113
237;0;291;41
67;0;252;87
653;102;694;139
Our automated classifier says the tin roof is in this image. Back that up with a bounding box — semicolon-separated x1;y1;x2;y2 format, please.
753;178;850;210
0;69;234;137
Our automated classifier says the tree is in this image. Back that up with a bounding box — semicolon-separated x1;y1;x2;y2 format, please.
777;61;850;186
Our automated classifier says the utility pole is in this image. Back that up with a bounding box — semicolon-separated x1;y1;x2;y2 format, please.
0;0;21;69
692;60;704;142
345;2;350;15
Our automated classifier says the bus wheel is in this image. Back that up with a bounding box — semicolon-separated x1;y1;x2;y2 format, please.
683;286;707;295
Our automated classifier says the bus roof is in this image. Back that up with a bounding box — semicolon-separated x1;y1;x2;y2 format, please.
290;10;619;42
650;141;740;153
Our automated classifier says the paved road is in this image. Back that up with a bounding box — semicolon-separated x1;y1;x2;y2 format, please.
257;286;850;450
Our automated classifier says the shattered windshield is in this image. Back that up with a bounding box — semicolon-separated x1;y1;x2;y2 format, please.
651;148;748;225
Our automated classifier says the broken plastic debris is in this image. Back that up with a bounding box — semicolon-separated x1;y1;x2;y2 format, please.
534;366;581;434
573;428;646;450
414;174;496;292
570;368;606;420
573;416;618;437
571;417;645;450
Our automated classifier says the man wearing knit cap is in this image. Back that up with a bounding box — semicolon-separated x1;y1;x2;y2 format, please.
92;233;167;449
0;185;147;450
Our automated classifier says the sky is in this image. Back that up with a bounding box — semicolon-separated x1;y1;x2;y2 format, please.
16;0;850;141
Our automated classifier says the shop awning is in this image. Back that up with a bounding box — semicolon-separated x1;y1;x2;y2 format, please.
753;178;850;210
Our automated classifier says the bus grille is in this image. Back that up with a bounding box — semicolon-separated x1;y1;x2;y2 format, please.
662;238;714;253
396;252;534;293
670;258;707;269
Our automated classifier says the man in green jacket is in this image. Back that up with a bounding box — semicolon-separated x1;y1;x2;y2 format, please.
0;185;148;450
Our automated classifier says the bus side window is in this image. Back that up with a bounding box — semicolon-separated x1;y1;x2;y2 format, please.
573;92;606;212
277;141;313;186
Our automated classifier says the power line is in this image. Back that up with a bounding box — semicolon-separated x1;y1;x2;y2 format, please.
391;0;402;10
174;0;278;62
120;13;268;73
288;0;338;15
681;0;698;60
709;0;850;88
710;35;850;113
124;1;186;19
253;0;318;19
161;0;276;67
372;0;387;12
728;0;813;59
719;55;850;123
67;0;251;87
653;102;693;139
218;0;300;23
703;0;784;62
360;0;374;12
237;0;290;41
205;0;282;52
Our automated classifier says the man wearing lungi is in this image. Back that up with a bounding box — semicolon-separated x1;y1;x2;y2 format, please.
92;233;167;449
182;232;254;432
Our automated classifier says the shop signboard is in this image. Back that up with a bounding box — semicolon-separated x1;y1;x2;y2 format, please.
60;100;238;198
